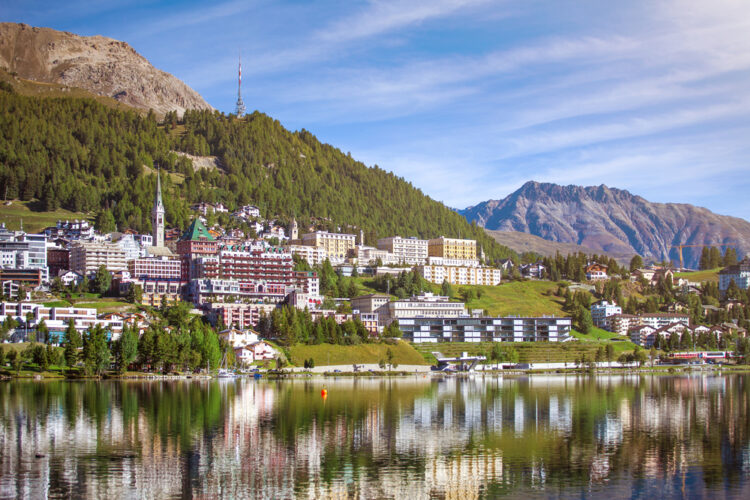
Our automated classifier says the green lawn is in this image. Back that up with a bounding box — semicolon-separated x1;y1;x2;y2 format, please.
0;200;90;233
571;327;624;341
463;281;568;317
288;341;428;366
74;299;138;313
43;300;73;308
411;339;636;364
675;268;720;283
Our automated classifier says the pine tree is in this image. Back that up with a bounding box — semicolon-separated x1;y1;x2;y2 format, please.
63;320;81;370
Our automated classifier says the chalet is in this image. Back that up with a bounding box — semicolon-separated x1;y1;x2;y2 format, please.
219;328;260;349
585;262;608;281
520;262;546;279
233;340;276;365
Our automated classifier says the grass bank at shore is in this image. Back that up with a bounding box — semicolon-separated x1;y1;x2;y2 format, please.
288;342;428;367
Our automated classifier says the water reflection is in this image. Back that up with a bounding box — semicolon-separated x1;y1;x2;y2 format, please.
1;375;749;499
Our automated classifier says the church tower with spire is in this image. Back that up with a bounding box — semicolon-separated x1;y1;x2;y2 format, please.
152;169;165;248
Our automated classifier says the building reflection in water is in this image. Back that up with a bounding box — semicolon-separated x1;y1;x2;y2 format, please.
1;374;749;499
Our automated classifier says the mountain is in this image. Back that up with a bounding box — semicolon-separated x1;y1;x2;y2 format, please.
0;23;211;115
460;181;750;268
483;229;625;261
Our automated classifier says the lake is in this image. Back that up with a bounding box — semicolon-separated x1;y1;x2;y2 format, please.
1;374;749;499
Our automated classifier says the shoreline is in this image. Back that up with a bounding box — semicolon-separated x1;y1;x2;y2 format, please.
3;363;750;381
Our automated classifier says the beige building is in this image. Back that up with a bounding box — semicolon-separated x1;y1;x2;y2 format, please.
301;231;356;263
418;264;502;286
376;236;429;265
428;237;477;260
70;241;127;276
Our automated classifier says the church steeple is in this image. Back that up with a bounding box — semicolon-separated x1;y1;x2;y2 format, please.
152;168;165;247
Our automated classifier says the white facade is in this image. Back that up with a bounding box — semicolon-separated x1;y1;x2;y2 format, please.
70;241;127;276
590;301;622;329
719;258;750;292
356;246;397;265
418;264;502;286
289;244;328;266
376;236;429;265
0;226;49;282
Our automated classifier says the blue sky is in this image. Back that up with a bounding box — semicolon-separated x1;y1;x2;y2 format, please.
6;0;750;219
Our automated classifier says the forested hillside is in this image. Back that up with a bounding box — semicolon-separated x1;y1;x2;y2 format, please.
0;88;515;262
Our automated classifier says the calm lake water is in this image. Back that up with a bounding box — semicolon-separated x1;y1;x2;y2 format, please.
1;375;749;499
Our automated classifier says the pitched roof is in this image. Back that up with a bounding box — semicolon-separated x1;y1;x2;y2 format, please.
179;218;215;242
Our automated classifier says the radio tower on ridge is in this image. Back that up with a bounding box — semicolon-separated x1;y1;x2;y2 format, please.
235;51;246;117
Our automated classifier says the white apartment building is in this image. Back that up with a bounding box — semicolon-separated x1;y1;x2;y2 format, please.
0;225;49;282
70;241;127;276
418;264;502;286
719;258;750;292
383;293;467;324
356;245;397;265
301;231;356;263
376;236;429;265
590;300;622;329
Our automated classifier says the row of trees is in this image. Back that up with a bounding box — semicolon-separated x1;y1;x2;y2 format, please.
255;305;402;347
699;246;739;270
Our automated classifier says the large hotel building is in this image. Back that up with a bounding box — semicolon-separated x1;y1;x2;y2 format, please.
301;231;356;263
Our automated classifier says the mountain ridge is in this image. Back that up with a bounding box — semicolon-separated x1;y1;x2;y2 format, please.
0;22;211;115
460;181;750;268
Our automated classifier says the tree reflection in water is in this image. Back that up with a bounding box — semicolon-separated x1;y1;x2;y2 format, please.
0;375;749;499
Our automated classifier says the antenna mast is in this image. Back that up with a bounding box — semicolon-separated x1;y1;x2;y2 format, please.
235;50;246;117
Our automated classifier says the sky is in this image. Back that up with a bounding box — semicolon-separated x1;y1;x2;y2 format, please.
5;0;750;219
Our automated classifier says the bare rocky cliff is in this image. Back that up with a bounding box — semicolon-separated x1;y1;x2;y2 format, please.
460;181;750;268
0;22;212;115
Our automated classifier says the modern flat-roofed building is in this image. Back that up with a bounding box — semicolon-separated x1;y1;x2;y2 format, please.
128;257;182;280
69;241;127;276
590;300;622;329
427;237;477;260
351;294;391;315
399;315;572;343
301;231;356;263
356;245;397;265
383;293;467;325
376;236;429;265
0;225;49;282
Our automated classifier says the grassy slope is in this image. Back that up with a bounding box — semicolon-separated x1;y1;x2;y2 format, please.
464;281;567;317
288;342;428;366
0;200;90;232
675;268;720;283
412;340;635;364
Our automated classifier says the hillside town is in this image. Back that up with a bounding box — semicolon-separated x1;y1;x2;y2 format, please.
1;176;749;370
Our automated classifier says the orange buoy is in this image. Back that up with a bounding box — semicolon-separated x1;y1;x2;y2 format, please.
321;388;328;398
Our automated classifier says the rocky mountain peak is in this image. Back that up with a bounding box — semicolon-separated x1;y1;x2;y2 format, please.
460;182;750;268
0;22;212;116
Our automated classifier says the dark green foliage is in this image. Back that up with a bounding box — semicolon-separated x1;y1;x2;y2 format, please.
257;305;372;347
92;265;112;295
82;324;110;376
629;255;643;272
63;320;82;368
0;92;516;262
372;270;428;299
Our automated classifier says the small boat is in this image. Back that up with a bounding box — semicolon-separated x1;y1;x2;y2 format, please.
216;353;236;378
217;368;236;378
